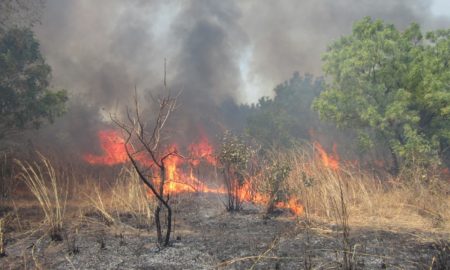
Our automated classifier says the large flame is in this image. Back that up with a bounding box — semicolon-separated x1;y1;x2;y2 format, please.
83;130;128;165
188;135;217;166
84;129;304;216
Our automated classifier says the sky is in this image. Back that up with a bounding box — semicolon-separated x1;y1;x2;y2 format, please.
432;0;450;17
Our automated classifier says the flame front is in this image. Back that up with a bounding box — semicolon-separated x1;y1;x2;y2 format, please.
84;129;304;216
188;136;217;166
83;130;128;165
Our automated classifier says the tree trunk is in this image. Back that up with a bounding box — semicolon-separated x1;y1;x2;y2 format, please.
389;146;399;175
164;204;172;246
154;205;162;244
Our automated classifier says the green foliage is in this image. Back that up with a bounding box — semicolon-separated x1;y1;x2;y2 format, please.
263;160;291;213
219;130;254;179
313;17;450;171
218;131;255;211
246;72;323;148
0;27;67;139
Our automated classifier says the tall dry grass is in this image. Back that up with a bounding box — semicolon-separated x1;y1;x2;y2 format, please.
15;153;68;240
272;146;450;231
84;166;155;229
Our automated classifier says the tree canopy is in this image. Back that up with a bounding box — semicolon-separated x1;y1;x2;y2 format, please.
0;27;67;140
0;0;44;31
313;17;450;172
246;72;323;148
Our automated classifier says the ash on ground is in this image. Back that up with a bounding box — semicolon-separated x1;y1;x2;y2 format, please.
1;193;449;269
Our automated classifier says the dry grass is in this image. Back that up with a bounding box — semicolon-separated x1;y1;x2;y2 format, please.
15;153;68;240
281;146;450;232
0;214;7;256
2;148;449;269
84;166;155;229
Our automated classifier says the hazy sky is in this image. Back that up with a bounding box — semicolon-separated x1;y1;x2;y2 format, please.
35;0;450;106
432;0;450;17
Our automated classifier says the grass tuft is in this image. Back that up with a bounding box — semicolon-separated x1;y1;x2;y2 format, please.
15;153;68;241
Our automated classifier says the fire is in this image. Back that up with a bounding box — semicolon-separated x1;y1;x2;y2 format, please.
85;129;304;216
188;136;217;166
238;180;304;216
83;130;151;166
162;150;197;194
313;141;340;170
276;198;304;216
83;130;128;165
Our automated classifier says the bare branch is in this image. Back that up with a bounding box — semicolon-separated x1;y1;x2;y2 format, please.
112;66;180;246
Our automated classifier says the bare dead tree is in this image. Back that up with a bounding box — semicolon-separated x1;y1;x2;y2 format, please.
112;65;181;246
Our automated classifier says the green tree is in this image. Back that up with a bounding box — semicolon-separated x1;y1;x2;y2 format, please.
313;17;450;173
0;0;44;31
0;27;67;140
247;72;323;148
219;130;254;211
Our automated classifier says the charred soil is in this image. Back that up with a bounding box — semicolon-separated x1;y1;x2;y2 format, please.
1;193;449;269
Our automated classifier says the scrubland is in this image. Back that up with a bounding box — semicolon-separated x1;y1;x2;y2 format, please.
0;147;449;269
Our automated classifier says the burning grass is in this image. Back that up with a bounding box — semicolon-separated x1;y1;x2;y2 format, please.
81;129;450;232
283;146;450;232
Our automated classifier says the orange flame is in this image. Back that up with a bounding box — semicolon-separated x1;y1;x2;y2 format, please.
83;130;128;165
163;149;197;194
276;198;304;216
85;129;304;216
313;142;340;170
238;180;304;216
188;136;217;166
83;130;152;166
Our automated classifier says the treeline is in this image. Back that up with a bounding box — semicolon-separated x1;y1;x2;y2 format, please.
236;18;450;174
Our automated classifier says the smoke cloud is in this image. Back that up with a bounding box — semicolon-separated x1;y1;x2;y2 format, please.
31;0;449;154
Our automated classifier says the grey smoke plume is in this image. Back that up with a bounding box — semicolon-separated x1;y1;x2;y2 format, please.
31;0;449;153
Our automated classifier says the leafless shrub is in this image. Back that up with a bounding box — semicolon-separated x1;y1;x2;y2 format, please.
112;64;181;246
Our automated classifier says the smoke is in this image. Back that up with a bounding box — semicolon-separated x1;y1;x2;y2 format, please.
31;0;449;154
238;0;439;92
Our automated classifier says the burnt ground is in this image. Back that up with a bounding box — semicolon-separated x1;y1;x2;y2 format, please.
1;194;449;270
